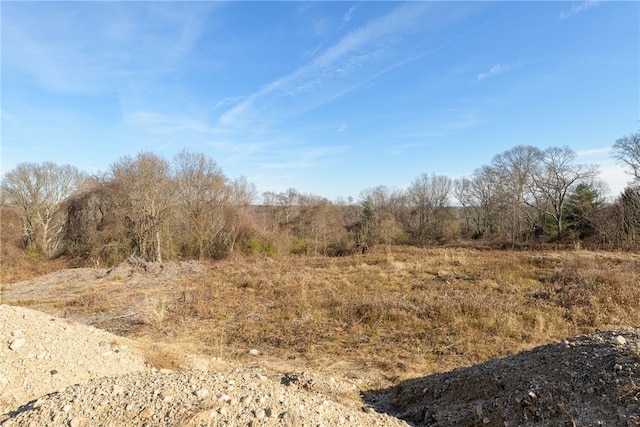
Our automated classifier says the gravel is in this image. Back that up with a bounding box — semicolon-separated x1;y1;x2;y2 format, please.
0;304;147;416
2;303;639;426
0;304;407;426
2;368;407;427
367;327;640;426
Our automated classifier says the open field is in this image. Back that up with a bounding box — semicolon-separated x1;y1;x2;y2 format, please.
2;246;640;389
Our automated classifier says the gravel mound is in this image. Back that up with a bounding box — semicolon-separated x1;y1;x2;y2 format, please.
2;303;639;426
0;305;408;426
0;304;148;416
367;327;640;426
2;368;407;427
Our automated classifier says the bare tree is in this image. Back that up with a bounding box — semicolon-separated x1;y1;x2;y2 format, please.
612;131;640;181
407;173;452;244
529;146;599;239
356;186;406;251
491;146;543;247
110;152;175;262
221;176;259;254
295;194;346;255
229;176;257;206
1;162;86;256
262;188;301;233
173;150;231;259
454;166;499;239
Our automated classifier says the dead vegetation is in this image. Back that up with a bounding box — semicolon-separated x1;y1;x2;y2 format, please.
2;246;640;389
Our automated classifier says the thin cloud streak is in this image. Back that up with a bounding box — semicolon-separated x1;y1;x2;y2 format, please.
217;2;431;129
477;62;520;81
576;146;628;198
576;147;612;157
125;111;213;134
560;0;600;20
343;5;357;23
257;145;347;171
478;64;503;81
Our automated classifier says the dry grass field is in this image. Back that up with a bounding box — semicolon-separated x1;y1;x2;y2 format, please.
3;246;640;389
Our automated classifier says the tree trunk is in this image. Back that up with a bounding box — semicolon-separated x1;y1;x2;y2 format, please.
155;227;162;263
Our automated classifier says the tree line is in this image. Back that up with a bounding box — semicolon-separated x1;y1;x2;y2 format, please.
2;132;639;264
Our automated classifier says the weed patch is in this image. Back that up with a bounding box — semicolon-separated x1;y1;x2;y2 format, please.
4;247;640;387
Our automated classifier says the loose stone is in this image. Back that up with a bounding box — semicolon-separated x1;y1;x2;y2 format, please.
9;338;25;351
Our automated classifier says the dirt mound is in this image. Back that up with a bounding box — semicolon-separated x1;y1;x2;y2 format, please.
366;328;640;426
0;304;148;416
0;304;408;426
2;368;407;427
1;258;204;332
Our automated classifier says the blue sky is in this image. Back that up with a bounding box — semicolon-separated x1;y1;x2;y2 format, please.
2;1;638;201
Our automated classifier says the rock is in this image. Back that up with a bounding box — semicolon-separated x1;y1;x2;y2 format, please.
138;408;153;419
194;388;209;399
612;335;627;346
9;338;25;351
279;410;299;427
475;404;483;416
249;348;260;356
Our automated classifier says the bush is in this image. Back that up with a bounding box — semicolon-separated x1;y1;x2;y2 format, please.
290;238;311;255
241;237;277;256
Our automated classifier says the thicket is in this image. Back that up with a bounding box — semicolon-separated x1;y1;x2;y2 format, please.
2;132;640;266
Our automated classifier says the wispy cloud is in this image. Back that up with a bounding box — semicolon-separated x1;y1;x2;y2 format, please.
125;111;213;134
217;2;431;130
477;62;520;81
337;123;348;133
258;145;346;172
3;2;216;94
560;0;599;20
575;147;612;157
576;146;628;197
478;64;504;81
343;5;357;23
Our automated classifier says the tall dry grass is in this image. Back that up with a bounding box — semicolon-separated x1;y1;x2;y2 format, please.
4;246;640;387
135;247;640;385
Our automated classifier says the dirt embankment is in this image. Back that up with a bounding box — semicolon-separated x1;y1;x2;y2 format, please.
367;327;640;426
0;304;147;416
0;304;407;426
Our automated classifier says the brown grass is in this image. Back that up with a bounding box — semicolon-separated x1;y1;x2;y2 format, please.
4;246;640;388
